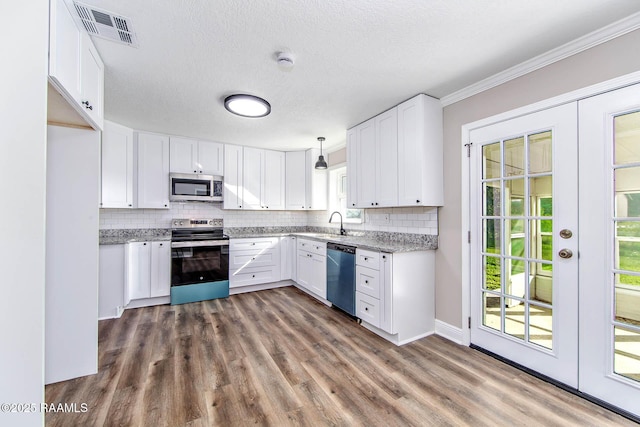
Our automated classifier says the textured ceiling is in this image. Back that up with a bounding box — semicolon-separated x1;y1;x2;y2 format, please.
81;0;640;151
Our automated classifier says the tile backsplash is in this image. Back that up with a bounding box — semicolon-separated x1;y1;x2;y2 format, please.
100;203;438;235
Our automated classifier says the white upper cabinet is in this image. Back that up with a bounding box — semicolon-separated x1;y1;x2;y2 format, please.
262;149;286;210
285;151;306;210
242;147;263;209
305;149;327;210
170;137;223;175
101;120;134;209
79;33;104;129
347;94;443;208
48;0;104;130
49;0;82;103
136;132;170;209
223;144;244;209
397;94;443;206
285;150;327;210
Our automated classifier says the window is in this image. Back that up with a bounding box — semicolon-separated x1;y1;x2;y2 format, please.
329;166;362;223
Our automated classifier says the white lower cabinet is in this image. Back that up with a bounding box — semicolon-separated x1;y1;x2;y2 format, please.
229;237;281;289
99;244;125;319
126;241;171;305
280;236;297;281
355;249;435;345
296;238;327;299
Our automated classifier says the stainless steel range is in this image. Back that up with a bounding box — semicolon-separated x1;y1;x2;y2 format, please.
170;218;229;305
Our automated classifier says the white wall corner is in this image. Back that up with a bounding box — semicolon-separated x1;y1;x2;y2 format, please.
435;319;464;345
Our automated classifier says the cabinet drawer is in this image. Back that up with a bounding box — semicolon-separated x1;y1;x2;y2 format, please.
356;266;380;299
297;238;326;256
229;248;278;270
356;249;380;270
229;266;279;288
356;291;380;328
230;237;279;251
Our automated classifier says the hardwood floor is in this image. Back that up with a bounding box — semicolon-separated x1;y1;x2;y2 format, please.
46;285;636;426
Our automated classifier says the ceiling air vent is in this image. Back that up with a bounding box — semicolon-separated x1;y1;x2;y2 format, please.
73;2;138;47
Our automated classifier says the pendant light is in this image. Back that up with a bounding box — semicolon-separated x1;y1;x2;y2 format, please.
315;137;328;169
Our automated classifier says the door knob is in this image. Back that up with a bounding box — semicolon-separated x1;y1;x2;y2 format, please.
558;249;573;259
559;229;573;239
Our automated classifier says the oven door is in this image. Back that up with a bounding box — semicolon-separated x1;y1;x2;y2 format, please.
171;241;229;286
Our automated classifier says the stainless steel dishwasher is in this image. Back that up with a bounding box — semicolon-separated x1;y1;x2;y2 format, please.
326;242;356;316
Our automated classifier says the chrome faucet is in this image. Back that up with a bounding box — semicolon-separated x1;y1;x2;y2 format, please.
329;211;346;235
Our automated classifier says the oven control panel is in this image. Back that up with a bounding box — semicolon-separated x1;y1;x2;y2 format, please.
172;218;224;228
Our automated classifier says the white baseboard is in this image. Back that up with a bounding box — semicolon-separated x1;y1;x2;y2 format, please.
435;319;464;345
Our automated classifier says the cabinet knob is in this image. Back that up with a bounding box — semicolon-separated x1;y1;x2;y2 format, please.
251;243;256;246
143;243;147;245
128;204;132;207
252;274;255;278
375;202;378;205
382;255;386;259
239;205;242;208
302;206;305;208
160;243;163;246
364;257;368;261
371;203;374;206
365;280;369;284
251;257;255;260
416;199;420;203
194;170;197;173
352;203;355;206
164;204;168;207
365;307;369;311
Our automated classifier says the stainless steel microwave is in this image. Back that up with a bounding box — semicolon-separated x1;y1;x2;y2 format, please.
169;173;223;202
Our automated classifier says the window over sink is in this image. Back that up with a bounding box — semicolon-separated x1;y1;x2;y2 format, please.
329;166;363;223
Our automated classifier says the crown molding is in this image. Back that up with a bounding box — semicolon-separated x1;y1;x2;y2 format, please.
440;12;640;107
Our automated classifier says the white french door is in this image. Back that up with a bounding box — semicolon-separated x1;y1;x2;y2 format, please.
579;84;640;416
469;103;579;387
469;84;640;417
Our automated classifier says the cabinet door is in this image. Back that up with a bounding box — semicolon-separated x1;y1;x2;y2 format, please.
262;149;285;210
223;145;243;209
150;241;171;297
128;242;151;300
397;94;443;206
346;128;358;209
49;0;82;103
137;132;170;209
356;120;376;207
170;137;197;173
197;141;224;175
80;34;104;129
296;250;312;290
285;151;306;210
305;149;327;210
375;108;398;207
309;254;327;299
101;121;134;208
243;147;263;209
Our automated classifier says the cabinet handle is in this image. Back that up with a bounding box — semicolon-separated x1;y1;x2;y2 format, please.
82;100;93;110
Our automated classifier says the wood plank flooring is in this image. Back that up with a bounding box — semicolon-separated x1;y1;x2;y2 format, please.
45;286;636;426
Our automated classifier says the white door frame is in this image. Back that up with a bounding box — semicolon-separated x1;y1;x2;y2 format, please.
460;69;640;346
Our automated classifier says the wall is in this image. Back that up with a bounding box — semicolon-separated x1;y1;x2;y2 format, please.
0;1;49;425
437;28;640;329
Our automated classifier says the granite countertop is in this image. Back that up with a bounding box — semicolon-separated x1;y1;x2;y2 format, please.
225;228;437;253
100;227;438;252
99;229;171;245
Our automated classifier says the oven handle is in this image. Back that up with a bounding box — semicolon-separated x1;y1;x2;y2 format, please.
171;240;230;248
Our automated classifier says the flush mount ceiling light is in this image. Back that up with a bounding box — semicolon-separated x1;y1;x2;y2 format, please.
315;137;328;169
224;94;271;118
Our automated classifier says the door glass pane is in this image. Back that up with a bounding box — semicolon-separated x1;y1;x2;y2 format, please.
530;262;553;304
614;326;640;383
505;179;525;215
483;256;501;291
529;131;552;174
529;304;553;350
483;219;501;254
614;274;640;324
484;183;501;216
483;292;501;331
614;111;640;165
530;176;552;205
505;259;525;298
615;221;640;272
505;299;525;340
504;137;524;177
483;142;501;179
615;168;640;218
